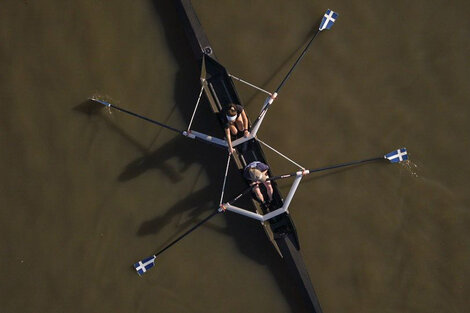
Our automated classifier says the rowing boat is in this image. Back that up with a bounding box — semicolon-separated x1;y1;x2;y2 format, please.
176;1;323;311
90;2;409;312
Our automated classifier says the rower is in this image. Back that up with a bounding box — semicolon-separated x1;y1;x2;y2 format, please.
224;104;250;154
243;161;273;209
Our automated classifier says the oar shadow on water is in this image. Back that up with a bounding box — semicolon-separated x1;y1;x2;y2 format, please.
75;97;230;238
73;100;183;183
137;180;219;238
117;136;193;183
74;99;105;116
242;26;322;109
75;97;230;237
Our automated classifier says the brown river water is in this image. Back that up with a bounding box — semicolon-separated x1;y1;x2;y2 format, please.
1;1;469;312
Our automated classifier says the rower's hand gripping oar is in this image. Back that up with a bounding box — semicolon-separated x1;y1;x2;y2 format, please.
269;148;409;181
251;9;339;136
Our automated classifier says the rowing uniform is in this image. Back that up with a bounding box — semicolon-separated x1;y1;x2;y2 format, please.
243;161;269;181
223;104;244;128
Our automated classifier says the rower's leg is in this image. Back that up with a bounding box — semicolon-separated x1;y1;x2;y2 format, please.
264;181;273;202
229;124;238;135
235;118;244;132
252;184;265;203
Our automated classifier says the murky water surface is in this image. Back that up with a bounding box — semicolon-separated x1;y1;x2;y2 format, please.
1;1;469;312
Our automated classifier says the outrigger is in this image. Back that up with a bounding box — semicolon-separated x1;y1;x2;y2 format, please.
90;1;409;312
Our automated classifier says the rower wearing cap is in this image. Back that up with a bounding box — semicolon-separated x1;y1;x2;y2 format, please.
224;104;250;154
244;161;273;208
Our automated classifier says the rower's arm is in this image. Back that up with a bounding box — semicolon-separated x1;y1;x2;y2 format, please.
225;127;233;151
241;110;249;131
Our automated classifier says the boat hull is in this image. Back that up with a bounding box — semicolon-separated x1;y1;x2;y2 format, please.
175;1;323;312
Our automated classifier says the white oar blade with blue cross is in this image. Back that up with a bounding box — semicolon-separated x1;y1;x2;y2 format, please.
319;9;338;31
384;148;408;163
134;255;156;276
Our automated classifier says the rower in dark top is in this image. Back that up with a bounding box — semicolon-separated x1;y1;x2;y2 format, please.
224;104;250;154
244;161;273;208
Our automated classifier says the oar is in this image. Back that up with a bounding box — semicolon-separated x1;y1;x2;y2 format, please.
133;182;256;276
89;98;183;135
269;148;408;181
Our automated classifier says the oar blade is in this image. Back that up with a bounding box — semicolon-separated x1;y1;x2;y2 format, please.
384;148;408;163
134;255;156;276
319;9;338;31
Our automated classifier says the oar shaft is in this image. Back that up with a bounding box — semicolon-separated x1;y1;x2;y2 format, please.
227;185;254;205
275;30;320;94
308;156;383;174
270;156;383;181
91;98;182;134
154;210;220;258
251;29;321;135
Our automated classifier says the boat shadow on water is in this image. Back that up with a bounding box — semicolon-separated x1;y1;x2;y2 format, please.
74;1;315;311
